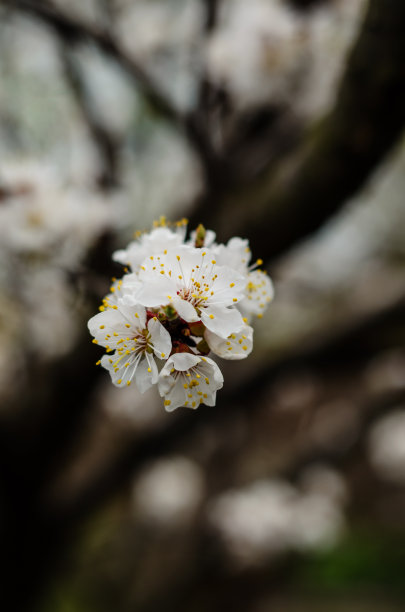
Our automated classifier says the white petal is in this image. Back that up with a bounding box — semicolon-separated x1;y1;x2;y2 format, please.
112;248;130;265
101;351;141;388
88;307;126;334
120;274;143;300
112;241;149;271
157;367;176;396
213;237;250;273
205;325;253;360
145;352;159;384
201;391;217;407
169;352;201;371
117;300;146;329
171;297;199;322
208;265;246;304
163;380;188;411
201;305;244;338
135;278;176;307
163;244;205;280
148;317;172;359
135;355;157;393
239;270;275;317
199;356;224;389
100;353;115;373
88;308;134;347
88;311;109;338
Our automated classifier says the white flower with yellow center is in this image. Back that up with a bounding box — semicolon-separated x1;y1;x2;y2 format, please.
239;269;274;320
113;223;187;270
213;236;251;274
88;302;171;392
89;218;275;410
213;236;274;321
204;324;253;360
135;245;246;338
158;353;224;411
98;274;141;312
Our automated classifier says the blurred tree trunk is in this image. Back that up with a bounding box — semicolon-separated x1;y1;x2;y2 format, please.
189;0;405;261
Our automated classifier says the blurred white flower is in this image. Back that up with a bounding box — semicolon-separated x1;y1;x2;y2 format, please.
299;463;348;506
21;268;79;358
291;492;345;551
133;456;205;526
0;160;116;268
205;0;307;110
208;477;345;565
368;409;405;484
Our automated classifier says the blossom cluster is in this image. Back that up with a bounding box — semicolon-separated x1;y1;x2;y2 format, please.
88;218;274;411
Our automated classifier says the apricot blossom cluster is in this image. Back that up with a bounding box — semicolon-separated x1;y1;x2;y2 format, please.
88;219;274;411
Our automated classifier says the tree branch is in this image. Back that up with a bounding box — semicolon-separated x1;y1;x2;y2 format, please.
59;44;120;189
202;0;220;33
1;0;184;129
189;0;405;261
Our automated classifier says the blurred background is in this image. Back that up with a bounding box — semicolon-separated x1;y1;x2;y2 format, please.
1;0;405;610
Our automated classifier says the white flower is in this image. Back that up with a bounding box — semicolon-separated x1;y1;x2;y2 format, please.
213;236;251;274
204;324;253;360
88;218;275;410
88;301;171;392
98;274;141;311
0;160;117;268
239;269;274;320
112;222;187;270
135;245;246;338
133;456;204;525
213;237;274;321
158;352;224;411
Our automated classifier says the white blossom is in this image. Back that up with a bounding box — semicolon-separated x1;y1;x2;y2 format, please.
88;301;171;392
204;324;253;360
88;218;274;411
368;410;405;484
214;237;274;321
112;221;187;270
158;353;224;411
133;456;205;525
135;244;246;338
208;477;345;565
239;269;274;320
0;160;120;268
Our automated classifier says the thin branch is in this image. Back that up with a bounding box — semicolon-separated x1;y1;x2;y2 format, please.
2;0;183;127
2;0;225;175
59;44;120;189
202;0;220;33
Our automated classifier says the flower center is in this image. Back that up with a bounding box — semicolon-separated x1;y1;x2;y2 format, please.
177;283;208;309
